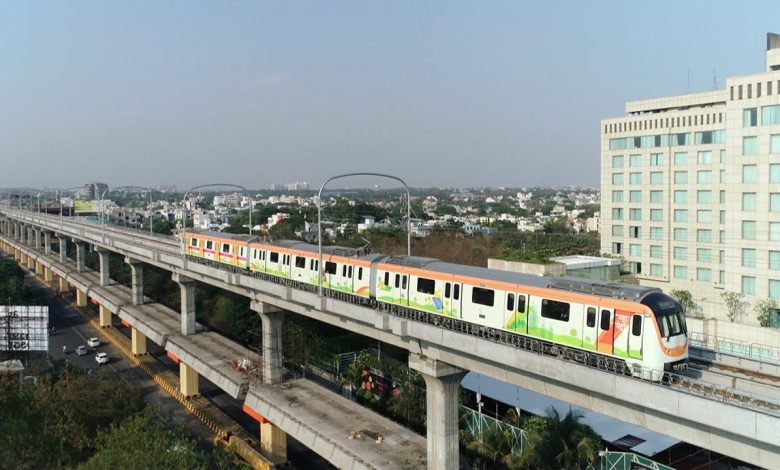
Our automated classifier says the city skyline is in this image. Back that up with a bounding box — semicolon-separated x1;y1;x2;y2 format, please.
3;2;780;188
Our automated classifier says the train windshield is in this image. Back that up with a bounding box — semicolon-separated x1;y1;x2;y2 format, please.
657;309;687;338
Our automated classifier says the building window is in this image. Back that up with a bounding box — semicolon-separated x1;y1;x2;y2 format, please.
742;248;757;268
720;210;726;224
771;193;780;212
720;149;727;163
742;165;758;183
674;266;688;279
771;222;780;241
612;155;624;168
762;105;780;125
650;227;663;240
630;209;642;220
720;169;726;183
697;268;712;282
742;276;756;295
650;172;663;185
612;225;623;236
674;171;687;184
629;191;642;203
629;226;641;238
697;210;712;223
650;245;662;259
674;152;688;165
650;153;664;166
697;190;712;204
771;135;780;154
720;250;725;265
743;136;758;156
720;190;726;204
650;190;663;203
612;208;623;220
720;230;725;244
612;242;622;254
719;270;725;285
674;209;687;222
629;262;642;274
650;209;663;221
697;151;713;164
674;228;688;241
649;264;663;277
697;229;712;243
744;108;758;127
742;193;757;211
771;164;780;183
612;173;624;185
742;220;757;240
770;280;780;300
629;172;642;185
674;190;687;203
630;154;642;166
612;190;623;203
697;170;712;184
697;248;712;262
673;246;687;260
629;244;641;257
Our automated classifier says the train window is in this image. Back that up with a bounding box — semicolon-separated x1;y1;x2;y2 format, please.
417;277;435;295
506;293;515;311
206;241;213;250
632;315;642;336
541;299;570;322
342;265;347;277
314;260;319;271
445;283;451;299
394;274;400;288
325;262;337;275
348;266;353;278
586;307;596;327
222;243;231;254
295;256;306;268
472;287;494;307
454;284;460;300
358;267;363;280
517;295;526;313
270;252;279;263
190;238;198;247
600;310;611;330
384;272;390;286
309;259;315;270
402;275;407;289
239;247;245;256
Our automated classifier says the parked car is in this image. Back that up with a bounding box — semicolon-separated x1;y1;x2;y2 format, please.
76;345;88;356
95;352;109;365
87;337;100;347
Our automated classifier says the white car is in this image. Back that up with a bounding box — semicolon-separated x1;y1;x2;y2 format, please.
95;352;109;365
87;337;100;347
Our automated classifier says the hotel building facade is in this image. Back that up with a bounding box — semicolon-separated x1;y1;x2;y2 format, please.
601;34;780;324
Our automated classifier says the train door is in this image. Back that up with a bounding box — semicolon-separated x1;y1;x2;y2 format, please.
442;282;462;317
597;308;614;354
237;246;248;269
612;309;632;359
293;255;307;280
204;240;216;261
391;273;409;305
628;315;643;359
583;306;598;350
503;293;527;333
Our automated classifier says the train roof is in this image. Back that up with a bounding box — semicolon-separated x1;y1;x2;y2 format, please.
385;256;661;302
186;229;259;243
262;240;368;258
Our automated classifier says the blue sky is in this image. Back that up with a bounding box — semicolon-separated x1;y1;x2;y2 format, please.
2;1;780;189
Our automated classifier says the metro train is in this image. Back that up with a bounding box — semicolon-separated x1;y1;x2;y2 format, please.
183;229;688;378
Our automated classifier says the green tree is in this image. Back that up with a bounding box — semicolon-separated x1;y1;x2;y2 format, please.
520;408;601;470
670;289;696;316
721;291;746;322
754;298;778;327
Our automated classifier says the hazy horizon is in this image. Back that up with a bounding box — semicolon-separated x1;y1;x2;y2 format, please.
3;1;780;189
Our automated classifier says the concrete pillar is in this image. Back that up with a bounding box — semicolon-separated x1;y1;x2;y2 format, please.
26;255;34;270
409;354;466;470
75;242;86;273
19;224;25;244
14;249;21;262
76;288;87;307
260;422;288;465
26;226;32;245
58;236;68;264
172;273;196;335
180;362;199;397
43;231;52;255
131;327;147;355
99;304;112;328
58;276;68;293
35;259;43;276
125;257;144;305
44;267;53;284
34;229;41;250
251;300;285;385
14;222;20;241
96;247;110;287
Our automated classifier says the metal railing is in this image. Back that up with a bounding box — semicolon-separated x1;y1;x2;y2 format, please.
689;331;780;364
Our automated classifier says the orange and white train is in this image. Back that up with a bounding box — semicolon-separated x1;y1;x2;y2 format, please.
184;229;688;378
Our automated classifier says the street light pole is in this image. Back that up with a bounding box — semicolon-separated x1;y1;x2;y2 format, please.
180;183;252;257
317;172;411;297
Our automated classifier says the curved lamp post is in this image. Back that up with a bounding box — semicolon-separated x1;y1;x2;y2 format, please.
180;183;253;257
317;173;411;296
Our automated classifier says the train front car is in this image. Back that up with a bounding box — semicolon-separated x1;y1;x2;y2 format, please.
640;292;688;378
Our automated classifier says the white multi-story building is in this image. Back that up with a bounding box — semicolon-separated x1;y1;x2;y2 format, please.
601;33;780;324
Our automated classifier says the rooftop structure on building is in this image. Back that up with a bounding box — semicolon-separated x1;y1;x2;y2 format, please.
601;33;780;325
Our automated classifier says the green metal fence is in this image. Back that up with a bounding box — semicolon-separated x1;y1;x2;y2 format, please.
459;405;529;455
589;451;676;470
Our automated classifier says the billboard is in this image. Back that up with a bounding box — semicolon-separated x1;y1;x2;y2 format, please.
74;199;96;213
0;306;49;352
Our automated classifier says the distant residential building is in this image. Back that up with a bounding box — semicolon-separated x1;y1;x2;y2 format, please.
601;33;780;323
78;182;108;199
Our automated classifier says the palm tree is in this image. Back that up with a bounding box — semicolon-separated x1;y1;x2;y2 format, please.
521;407;601;469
